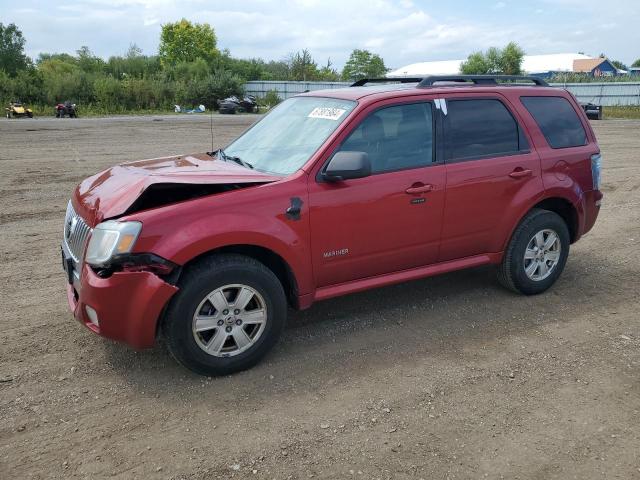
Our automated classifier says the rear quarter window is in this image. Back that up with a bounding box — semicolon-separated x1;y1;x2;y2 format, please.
520;96;587;149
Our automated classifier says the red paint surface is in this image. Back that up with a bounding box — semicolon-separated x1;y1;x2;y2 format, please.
68;265;177;349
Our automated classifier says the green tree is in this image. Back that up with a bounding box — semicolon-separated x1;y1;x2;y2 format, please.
76;46;105;73
610;59;628;71
341;49;387;81
317;58;340;81
0;23;30;76
460;42;524;75
632;58;640;68
459;51;490;75
262;60;290;80
159;19;218;66
287;49;318;81
499;42;525;75
216;53;270;81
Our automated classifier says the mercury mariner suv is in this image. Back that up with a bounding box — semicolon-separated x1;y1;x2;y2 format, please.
61;75;603;376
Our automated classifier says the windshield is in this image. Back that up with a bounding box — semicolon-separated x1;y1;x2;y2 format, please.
223;97;356;175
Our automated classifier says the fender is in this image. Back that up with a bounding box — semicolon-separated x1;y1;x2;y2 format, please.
123;177;314;296
496;188;584;253
540;171;588;240
541;185;587;240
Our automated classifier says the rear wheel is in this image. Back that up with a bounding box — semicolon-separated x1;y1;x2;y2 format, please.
163;254;287;376
497;209;570;295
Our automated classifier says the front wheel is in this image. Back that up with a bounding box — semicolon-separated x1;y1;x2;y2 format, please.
497;209;570;295
163;254;287;376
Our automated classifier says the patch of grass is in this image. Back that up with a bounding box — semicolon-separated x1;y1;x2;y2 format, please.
23;104;265;118
26;104;182;118
604;106;640;119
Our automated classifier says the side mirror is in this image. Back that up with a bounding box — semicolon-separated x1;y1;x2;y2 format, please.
322;151;371;182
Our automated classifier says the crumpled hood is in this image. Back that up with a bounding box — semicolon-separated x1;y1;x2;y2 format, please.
73;153;281;226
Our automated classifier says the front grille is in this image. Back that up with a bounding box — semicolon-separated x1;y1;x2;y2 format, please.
63;201;92;263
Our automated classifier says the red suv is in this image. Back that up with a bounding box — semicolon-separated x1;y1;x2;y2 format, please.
62;75;603;375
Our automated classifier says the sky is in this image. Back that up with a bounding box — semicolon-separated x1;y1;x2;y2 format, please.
1;0;638;69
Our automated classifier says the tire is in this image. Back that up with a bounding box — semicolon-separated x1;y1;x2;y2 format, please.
497;208;570;295
163;254;287;376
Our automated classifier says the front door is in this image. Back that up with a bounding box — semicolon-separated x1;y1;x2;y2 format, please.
308;100;446;287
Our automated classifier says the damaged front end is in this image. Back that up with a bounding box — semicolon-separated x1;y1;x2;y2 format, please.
122;182;251;215
73;152;282;225
68;152;282;284
63;152;283;348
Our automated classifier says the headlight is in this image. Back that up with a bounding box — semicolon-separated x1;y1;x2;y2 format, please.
591;153;602;190
85;221;142;266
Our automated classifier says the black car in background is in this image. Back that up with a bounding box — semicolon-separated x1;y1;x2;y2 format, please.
218;95;258;114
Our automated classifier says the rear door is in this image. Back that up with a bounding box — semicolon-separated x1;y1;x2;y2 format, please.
438;93;544;261
308;99;446;287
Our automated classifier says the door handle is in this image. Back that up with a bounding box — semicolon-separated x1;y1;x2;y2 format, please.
509;168;532;179
405;184;434;194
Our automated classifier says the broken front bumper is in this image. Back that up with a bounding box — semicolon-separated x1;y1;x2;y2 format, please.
65;263;178;349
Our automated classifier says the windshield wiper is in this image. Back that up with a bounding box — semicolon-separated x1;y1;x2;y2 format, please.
214;149;254;170
212;148;253;170
226;155;254;170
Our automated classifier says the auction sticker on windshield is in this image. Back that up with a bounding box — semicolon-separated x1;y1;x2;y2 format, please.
308;107;347;121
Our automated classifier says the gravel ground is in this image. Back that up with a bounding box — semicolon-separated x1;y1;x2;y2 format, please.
1;114;639;480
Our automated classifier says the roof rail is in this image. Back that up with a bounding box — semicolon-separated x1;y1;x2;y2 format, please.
350;78;424;87
350;75;549;88
417;75;549;87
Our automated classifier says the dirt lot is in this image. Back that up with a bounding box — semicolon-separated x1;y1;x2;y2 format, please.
1;114;639;480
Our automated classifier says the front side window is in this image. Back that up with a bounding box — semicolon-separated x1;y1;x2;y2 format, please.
445;99;526;161
224;97;356;175
338;102;434;173
520;96;587;149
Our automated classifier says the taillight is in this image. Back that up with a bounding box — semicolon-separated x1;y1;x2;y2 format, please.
591;153;601;190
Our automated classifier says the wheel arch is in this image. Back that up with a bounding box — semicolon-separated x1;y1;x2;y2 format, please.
531;197;579;243
500;195;580;254
179;244;301;309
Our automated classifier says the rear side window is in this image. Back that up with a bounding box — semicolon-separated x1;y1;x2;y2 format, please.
520;96;587;149
445;99;527;161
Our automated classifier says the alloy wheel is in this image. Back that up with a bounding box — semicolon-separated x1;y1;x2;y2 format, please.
192;284;267;357
523;228;561;281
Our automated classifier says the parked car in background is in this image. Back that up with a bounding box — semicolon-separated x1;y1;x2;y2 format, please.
218;95;258;114
61;75;602;376
6;101;33;118
55;101;78;118
581;102;603;120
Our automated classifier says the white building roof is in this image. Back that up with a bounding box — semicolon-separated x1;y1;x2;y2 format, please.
387;53;595;77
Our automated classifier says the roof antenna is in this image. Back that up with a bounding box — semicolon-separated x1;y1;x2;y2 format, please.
210;105;214;153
